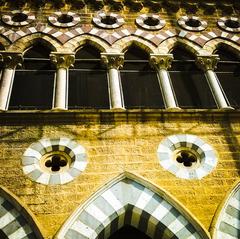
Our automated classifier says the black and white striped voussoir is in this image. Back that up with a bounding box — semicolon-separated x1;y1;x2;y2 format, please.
178;16;207;32
22;138;87;185
2;10;35;26
62;178;204;239
93;12;125;29
48;12;80;28
217;17;240;33
157;134;217;179
136;14;166;30
214;182;240;239
0;196;36;239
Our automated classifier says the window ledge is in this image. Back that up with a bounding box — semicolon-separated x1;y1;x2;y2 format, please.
0;109;239;124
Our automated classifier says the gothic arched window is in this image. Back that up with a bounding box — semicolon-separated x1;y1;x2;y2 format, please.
9;43;55;110
169;46;216;108
215;46;240;108
120;45;164;109
68;45;109;109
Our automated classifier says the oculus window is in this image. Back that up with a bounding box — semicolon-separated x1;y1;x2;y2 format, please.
120;46;164;109
68;45;109;109
215;46;240;108
169;46;216;109
9;43;54;110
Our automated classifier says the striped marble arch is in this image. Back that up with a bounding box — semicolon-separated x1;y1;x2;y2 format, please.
56;172;210;239
0;186;43;239
211;180;240;239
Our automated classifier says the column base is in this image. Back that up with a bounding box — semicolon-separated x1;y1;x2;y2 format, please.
52;107;68;111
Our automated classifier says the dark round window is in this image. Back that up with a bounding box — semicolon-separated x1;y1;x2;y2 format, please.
101;16;117;25
57;14;73;24
176;150;197;167
143;17;160;26
45;155;68;172
185;19;201;27
12;13;28;22
225;19;240;28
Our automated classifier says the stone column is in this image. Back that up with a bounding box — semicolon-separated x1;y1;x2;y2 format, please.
150;54;178;109
0;52;23;111
50;53;75;110
196;55;232;109
101;53;124;109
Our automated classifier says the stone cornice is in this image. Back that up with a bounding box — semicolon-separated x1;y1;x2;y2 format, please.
0;109;239;124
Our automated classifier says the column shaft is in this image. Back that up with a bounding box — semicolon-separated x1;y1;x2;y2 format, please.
157;69;177;109
0;68;15;110
108;68;123;109
53;68;68;110
205;70;230;109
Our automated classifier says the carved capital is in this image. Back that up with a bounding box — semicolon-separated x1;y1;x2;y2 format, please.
50;53;75;69
101;53;124;70
150;54;173;70
0;51;23;69
196;55;219;71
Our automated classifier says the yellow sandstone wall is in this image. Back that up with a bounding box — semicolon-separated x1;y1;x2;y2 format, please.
0;111;239;238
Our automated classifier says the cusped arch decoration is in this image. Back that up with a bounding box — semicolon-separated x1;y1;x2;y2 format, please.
8;33;60;52
64;35;110;53
0;185;43;239
113;36;157;54
160;37;206;55
203;38;240;55
210;180;240;239
56;172;210;239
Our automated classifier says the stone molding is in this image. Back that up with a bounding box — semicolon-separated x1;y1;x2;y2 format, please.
22;138;87;185
50;52;75;69
101;53;124;70
0;51;23;69
150;54;173;70
196;55;219;71
157;134;217;179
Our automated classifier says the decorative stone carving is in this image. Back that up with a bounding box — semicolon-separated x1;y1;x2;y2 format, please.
150;54;173;70
50;53;75;69
196;55;219;71
0;51;23;69
101;53;124;70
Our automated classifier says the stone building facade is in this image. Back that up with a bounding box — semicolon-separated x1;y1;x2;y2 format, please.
0;0;239;238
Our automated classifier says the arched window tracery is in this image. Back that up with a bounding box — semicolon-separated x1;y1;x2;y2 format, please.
120;45;164;109
68;45;109;109
214;46;240;108
9;43;55;110
169;46;216;109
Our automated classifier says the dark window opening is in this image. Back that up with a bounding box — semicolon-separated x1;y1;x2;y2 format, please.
225;19;240;29
9;43;54;110
215;46;240;108
143;17;159;26
57;14;73;24
101;16;117;25
108;225;151;239
121;45;164;109
0;230;8;239
170;46;216;109
68;45;109;109
185;19;201;28
12;13;28;22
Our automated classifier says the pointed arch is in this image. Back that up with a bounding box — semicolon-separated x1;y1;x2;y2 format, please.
64;35;110;53
56;172;210;239
203;38;240;55
0;186;43;239
112;36;157;54
159;37;208;55
211;179;240;239
8;33;59;52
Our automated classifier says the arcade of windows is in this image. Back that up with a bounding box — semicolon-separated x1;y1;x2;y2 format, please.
0;43;239;111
